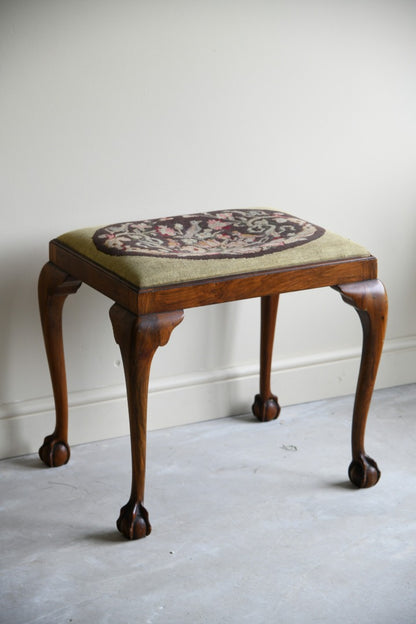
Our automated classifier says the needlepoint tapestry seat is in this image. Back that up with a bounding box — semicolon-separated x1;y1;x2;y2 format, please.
57;209;371;288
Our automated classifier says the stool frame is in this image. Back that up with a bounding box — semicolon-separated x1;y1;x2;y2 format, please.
38;238;387;539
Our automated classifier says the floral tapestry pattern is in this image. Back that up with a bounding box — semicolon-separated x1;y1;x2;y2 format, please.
93;210;325;260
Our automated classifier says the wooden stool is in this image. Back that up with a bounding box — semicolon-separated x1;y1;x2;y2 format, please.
38;209;387;539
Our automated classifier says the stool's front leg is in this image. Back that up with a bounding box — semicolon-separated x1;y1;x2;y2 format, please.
334;280;388;488
110;305;184;539
38;262;82;467
252;294;281;422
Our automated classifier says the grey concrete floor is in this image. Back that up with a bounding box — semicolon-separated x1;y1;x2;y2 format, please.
1;385;415;624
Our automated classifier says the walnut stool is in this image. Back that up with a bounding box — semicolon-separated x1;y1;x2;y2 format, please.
38;209;388;539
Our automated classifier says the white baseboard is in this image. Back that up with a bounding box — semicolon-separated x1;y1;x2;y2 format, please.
1;336;415;460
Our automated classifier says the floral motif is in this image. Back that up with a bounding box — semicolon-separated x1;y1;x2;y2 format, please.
92;210;325;260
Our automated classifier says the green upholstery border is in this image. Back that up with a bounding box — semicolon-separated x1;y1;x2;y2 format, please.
57;211;371;289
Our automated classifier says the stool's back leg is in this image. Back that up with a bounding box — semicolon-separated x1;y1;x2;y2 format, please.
38;262;82;467
334;280;388;488
252;294;281;422
110;305;184;540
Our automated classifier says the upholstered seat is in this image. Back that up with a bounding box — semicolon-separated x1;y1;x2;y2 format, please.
38;208;387;540
57;209;371;287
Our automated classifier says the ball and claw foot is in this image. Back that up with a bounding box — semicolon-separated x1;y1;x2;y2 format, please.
117;500;152;540
348;455;381;488
39;434;70;467
252;394;281;422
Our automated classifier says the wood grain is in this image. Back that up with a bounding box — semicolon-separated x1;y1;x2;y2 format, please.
334;280;388;487
110;305;184;539
38;262;82;467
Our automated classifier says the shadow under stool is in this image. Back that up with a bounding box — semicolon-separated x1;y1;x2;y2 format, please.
38;209;388;539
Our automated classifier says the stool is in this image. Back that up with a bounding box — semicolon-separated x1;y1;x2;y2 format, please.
38;208;387;540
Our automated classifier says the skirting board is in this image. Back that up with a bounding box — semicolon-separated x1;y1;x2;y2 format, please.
1;336;415;460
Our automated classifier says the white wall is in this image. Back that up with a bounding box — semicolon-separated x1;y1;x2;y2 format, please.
1;0;415;459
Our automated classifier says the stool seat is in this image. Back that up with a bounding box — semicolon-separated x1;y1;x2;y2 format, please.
57;208;371;288
38;208;387;540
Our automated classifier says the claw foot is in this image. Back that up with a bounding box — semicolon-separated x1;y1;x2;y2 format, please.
117;500;152;540
39;434;70;467
348;455;381;488
252;394;281;422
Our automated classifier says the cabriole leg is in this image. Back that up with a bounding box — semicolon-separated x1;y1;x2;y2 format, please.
252;294;281;422
110;305;184;540
334;280;388;488
38;262;82;467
